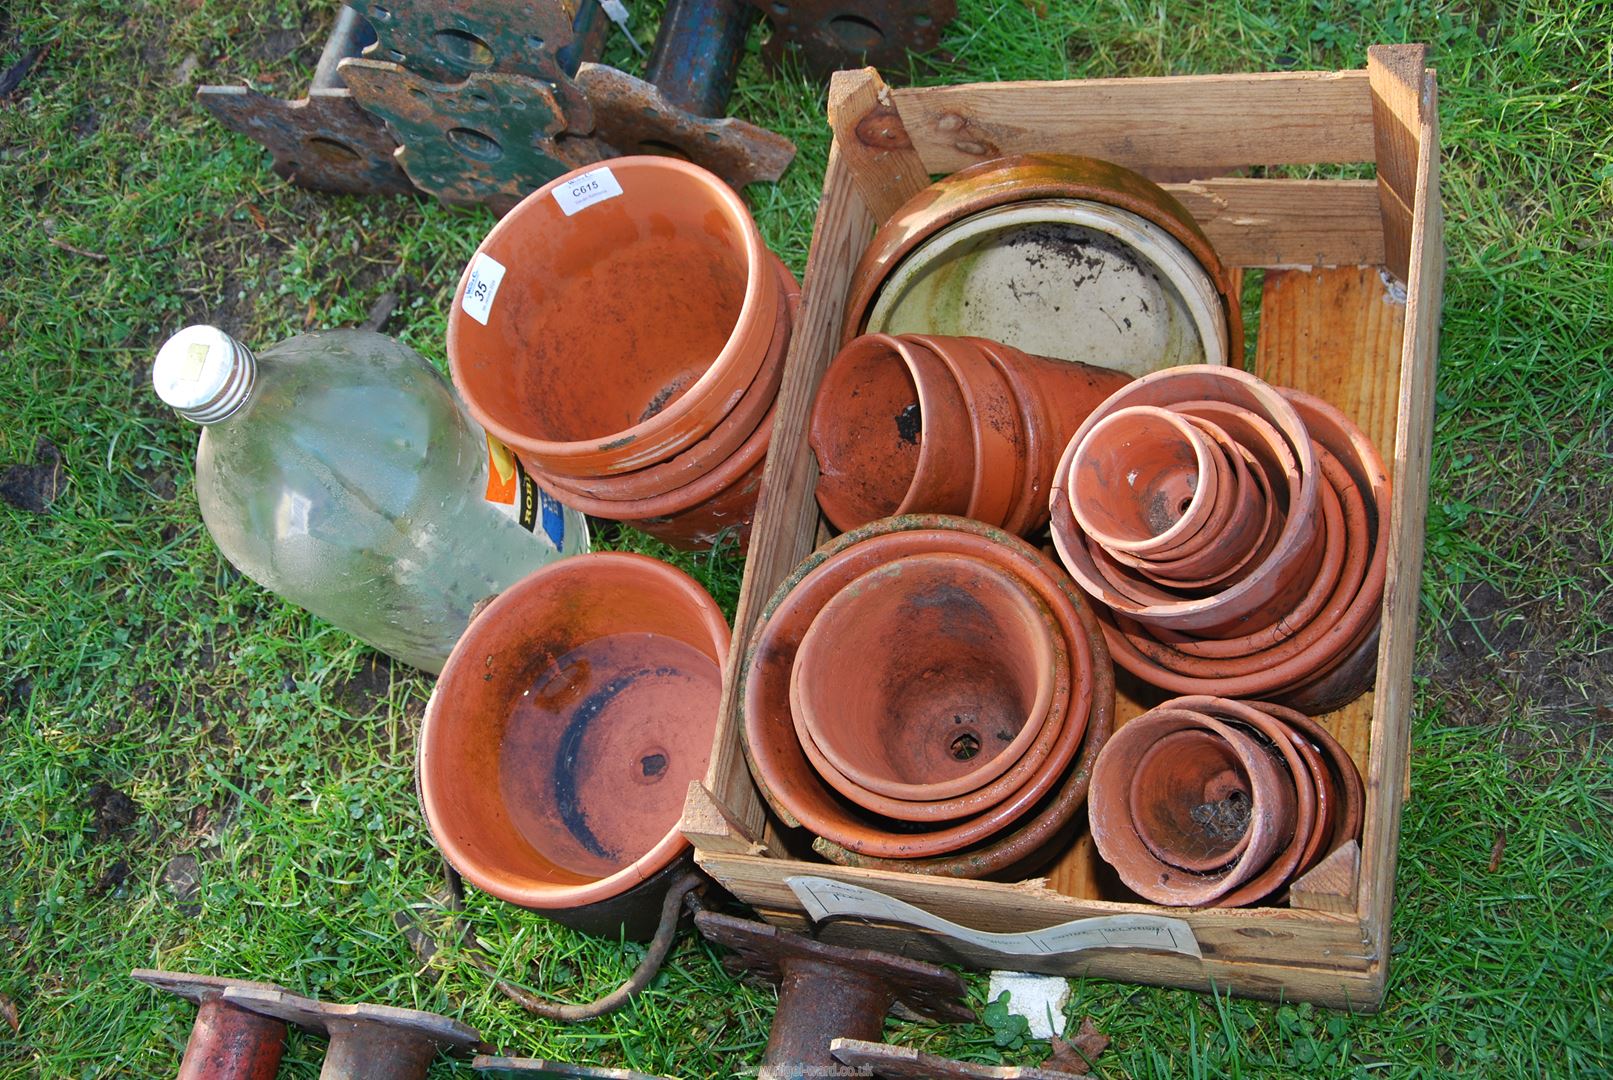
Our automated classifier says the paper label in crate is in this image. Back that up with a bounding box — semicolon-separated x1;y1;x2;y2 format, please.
786;876;1202;960
552;166;623;216
461;253;506;326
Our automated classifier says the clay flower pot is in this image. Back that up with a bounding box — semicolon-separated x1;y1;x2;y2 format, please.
1068;405;1221;558
843;154;1243;375
419;553;728;938
810;334;973;531
1088;707;1295;906
449;156;783;477
790;553;1058;803
741;515;1104;863
1250;701;1365;857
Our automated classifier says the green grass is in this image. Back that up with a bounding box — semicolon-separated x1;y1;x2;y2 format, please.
2;0;1610;1076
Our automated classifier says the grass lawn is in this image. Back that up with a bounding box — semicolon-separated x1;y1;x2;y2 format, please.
2;0;1610;1076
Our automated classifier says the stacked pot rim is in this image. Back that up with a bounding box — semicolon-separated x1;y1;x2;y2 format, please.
742;514;1113;878
1089;695;1365;907
1049;364;1390;713
447;156;798;550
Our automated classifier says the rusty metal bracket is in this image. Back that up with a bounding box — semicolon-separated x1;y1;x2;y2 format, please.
220;986;482;1080
741;0;956;80
339;60;603;214
831;1038;1093;1078
576;63;794;189
131;969;291;1080
198;6;415;195
694;911;975;1080
473;1056;673;1078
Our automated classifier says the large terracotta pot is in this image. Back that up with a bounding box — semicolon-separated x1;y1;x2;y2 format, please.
418;553;729;938
449;157;784;477
741;516;1105;863
842;155;1243;376
790;552;1059;803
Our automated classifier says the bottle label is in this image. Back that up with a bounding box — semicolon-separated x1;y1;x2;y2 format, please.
485;434;566;549
461;253;506;326
552;166;623;217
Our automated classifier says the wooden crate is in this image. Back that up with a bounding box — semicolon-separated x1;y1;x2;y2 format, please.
681;45;1443;1010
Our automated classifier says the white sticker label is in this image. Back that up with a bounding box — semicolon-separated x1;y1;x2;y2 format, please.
552;166;624;216
785;876;1203;959
461;253;506;326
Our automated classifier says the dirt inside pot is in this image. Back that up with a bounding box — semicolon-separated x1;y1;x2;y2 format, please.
500;631;721;877
1128;728;1252;871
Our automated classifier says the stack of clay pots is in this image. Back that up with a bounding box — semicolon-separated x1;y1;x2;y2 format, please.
1088;696;1364;907
1047;365;1390;714
742;514;1113;878
810;333;1131;537
448;156;798;551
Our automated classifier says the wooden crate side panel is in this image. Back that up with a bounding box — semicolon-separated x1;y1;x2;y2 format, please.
694;852;1375;970
889;70;1376;176
827;68;930;224
1163;180;1386;269
696;146;875;841
1360;70;1442;957
1367;45;1430;281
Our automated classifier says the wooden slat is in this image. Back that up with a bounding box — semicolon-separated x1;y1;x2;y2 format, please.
1359;69;1443;961
694;143;876;841
694;851;1375;969
826;68;930;225
1290;840;1362;914
889;69;1377;176
1368;44;1429;281
1163;179;1386;268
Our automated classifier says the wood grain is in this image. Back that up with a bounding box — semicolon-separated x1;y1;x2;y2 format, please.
1164;179;1387;268
1290;840;1362;914
1368;44;1429;281
827;68;931;225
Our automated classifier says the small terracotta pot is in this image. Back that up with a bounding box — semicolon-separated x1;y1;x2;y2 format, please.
538;256;798;502
1069;406;1220;557
449;157;782;477
904;335;1026;530
419;553;728;937
1250;701;1365;857
1129;418;1269;585
741;516;1103;861
790;553;1058;803
1088;707;1294;906
810;334;973;531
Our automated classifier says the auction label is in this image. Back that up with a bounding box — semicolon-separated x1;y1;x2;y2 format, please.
553;166;624;216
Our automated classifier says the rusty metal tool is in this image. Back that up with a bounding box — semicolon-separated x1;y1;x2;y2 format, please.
694;911;976;1079
831;1038;1095;1078
473;1056;673;1078
220;986;481;1080
131;970;290;1080
575;0;795;189
197;6;415;195
740;0;956;80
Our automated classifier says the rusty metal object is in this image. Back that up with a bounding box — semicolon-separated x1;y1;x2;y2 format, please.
131;970;289;1080
831;1038;1091;1078
576;63;794;188
695;911;974;1079
473;1056;672;1078
219;986;481;1080
339;60;602;213
197;7;414;195
743;0;956;80
576;0;796;189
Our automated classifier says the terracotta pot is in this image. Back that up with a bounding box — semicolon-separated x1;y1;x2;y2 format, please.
449;156;782;477
538;256;798;502
419;552;728;937
1250;701;1365;857
903;335;1026;529
1130;418;1269;586
1155;696;1317;907
843;155;1243;374
1275;621;1382;717
1069;405;1221;558
810;334;973;531
741;516;1103;861
968;337;1133;535
790;553;1058;803
1088;707;1294;906
1050;365;1321;635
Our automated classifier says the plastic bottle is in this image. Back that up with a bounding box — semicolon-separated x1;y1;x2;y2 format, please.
153;325;589;673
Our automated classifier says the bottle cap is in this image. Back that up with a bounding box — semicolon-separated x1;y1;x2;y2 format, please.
153;325;258;424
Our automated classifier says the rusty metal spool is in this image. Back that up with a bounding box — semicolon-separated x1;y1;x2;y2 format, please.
197;6;415;195
132;970;290;1080
695;911;976;1079
742;0;957;80
219;986;482;1080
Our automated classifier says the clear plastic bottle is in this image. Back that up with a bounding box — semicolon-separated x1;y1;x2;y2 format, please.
153;325;589;673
